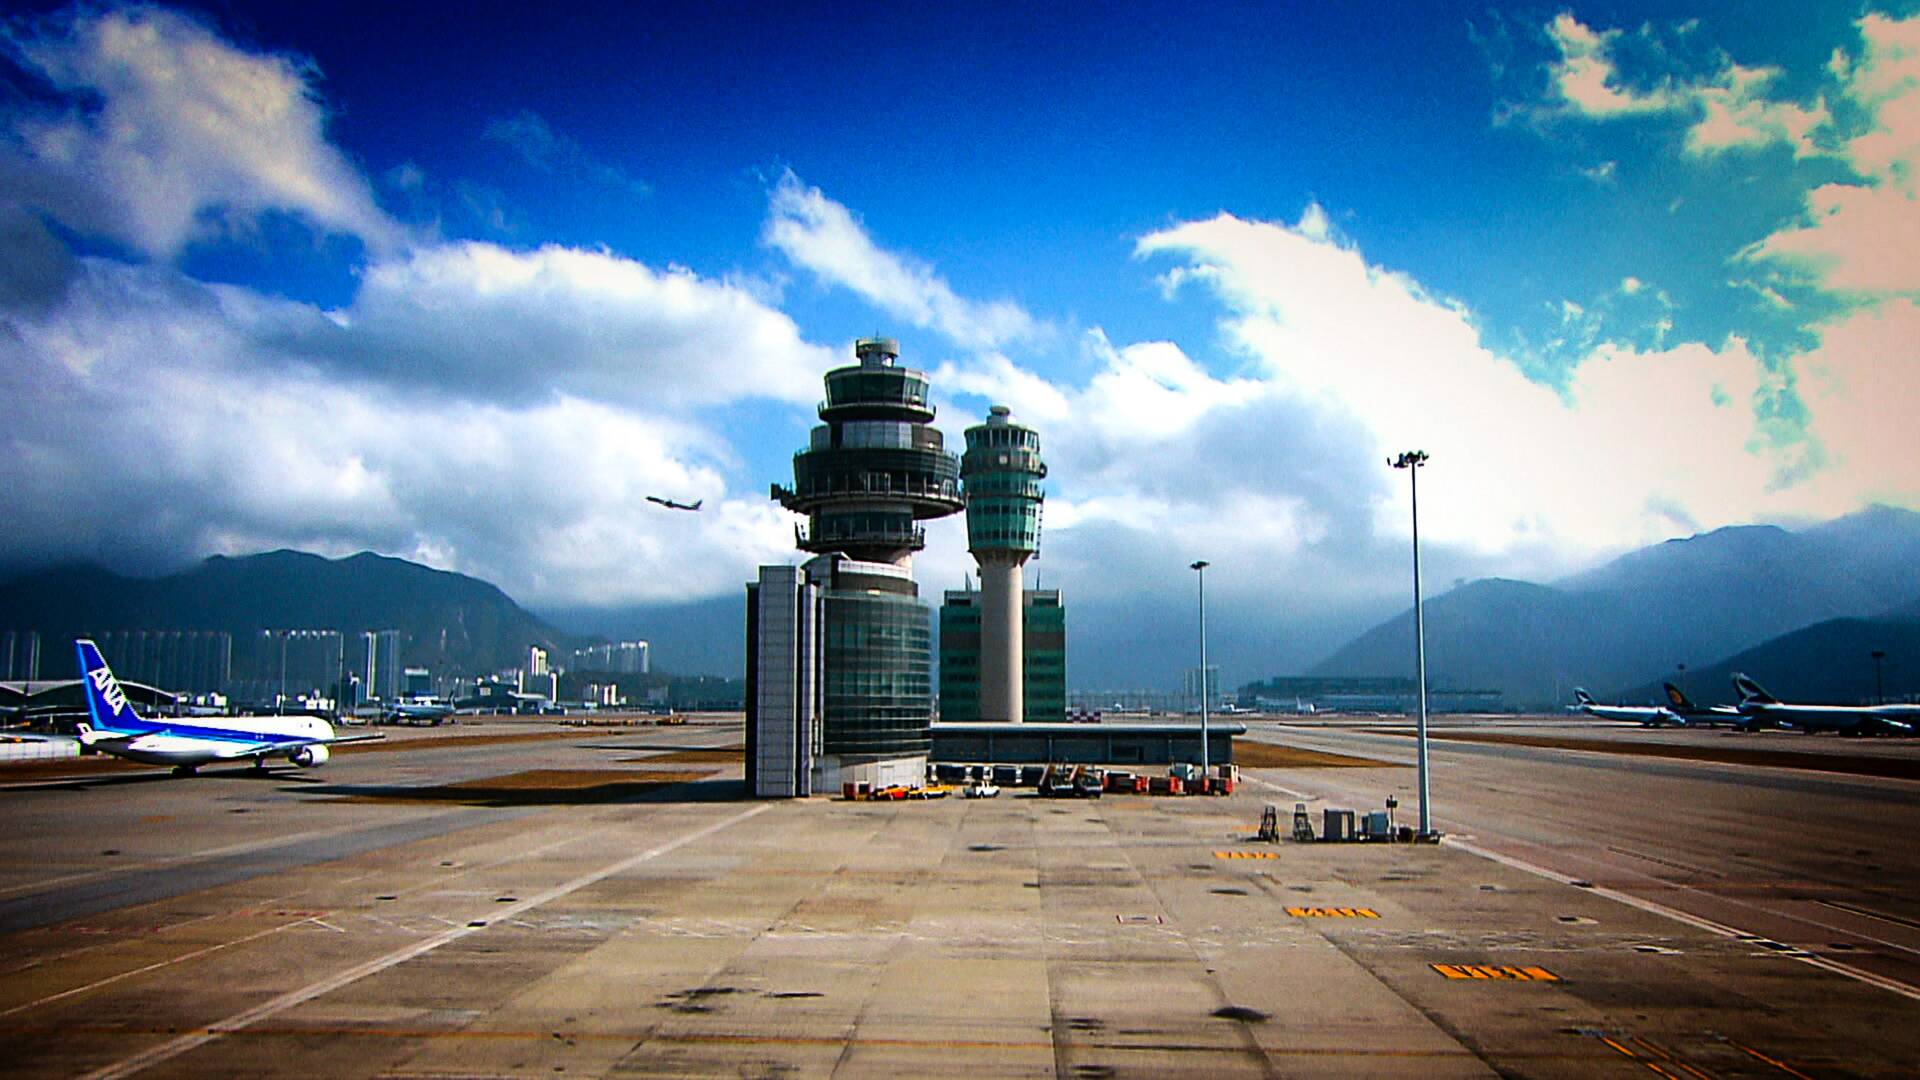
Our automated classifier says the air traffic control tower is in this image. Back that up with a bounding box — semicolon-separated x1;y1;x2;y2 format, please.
961;405;1047;722
774;337;964;566
749;338;964;797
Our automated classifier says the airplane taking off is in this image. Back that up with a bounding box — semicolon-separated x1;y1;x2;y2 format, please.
1730;672;1919;735
1570;688;1690;727
71;639;381;774
645;495;702;511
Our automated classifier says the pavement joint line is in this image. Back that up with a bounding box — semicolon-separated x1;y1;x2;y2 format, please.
1445;835;1920;1004
78;802;772;1080
0;916;316;1018
1242;772;1920;1003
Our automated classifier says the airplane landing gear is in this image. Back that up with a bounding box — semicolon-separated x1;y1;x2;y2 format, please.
171;765;198;777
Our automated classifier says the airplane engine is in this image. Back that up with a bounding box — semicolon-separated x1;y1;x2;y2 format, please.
290;744;331;768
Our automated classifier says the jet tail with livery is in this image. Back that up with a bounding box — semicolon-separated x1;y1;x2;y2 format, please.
1730;672;1918;736
75;639;381;774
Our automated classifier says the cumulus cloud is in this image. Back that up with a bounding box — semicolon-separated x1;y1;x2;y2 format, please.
0;255;805;606
1;5;401;257
1743;13;1920;297
764;170;1041;350
1537;13;1830;158
234;241;833;409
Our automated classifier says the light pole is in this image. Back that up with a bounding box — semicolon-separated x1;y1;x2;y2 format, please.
1191;559;1210;776
1872;650;1887;705
1390;450;1434;839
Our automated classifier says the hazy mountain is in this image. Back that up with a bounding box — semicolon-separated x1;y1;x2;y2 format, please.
1614;615;1920;707
536;594;745;678
1309;506;1920;707
0;550;571;678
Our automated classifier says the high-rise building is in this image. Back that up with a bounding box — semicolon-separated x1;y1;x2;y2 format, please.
526;644;549;678
1183;665;1220;713
939;588;1066;723
1;631;41;681
750;338;964;796
92;631;231;694
959;405;1047;721
569;641;648;674
256;630;344;704
358;629;401;702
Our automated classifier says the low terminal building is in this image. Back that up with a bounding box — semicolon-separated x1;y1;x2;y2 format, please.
930;720;1244;768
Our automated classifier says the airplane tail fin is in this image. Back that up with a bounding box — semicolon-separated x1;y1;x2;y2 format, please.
1573;688;1596;706
1663;682;1699;711
74;638;144;734
1732;672;1778;706
691;499;703;510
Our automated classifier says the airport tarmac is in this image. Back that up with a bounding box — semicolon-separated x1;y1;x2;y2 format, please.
0;716;1915;1077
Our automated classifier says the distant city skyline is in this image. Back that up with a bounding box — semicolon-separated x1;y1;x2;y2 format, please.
1;2;1914;686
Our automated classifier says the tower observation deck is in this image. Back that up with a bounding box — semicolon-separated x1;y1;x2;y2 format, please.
961;405;1047;722
772;338;964;567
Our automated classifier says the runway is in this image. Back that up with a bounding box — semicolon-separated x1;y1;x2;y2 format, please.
0;714;1914;1077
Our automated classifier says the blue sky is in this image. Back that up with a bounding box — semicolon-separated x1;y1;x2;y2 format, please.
1;2;1916;683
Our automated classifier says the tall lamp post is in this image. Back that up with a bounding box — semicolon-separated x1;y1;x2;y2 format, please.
1872;650;1887;706
1390;451;1435;839
1191;559;1210;776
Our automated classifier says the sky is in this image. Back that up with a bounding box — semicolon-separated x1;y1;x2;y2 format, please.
1;2;1916;685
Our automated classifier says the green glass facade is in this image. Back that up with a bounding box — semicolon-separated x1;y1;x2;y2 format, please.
960;410;1046;556
938;590;1067;723
822;587;933;756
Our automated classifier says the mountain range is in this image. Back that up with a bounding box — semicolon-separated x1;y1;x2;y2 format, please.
0;550;570;679
1311;506;1920;706
4;506;1915;705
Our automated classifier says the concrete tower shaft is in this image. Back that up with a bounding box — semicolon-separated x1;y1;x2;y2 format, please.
960;405;1047;723
772;338;964;567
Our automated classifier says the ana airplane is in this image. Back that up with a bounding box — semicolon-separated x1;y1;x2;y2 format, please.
1570;688;1690;727
1730;673;1919;736
71;639;381;775
645;495;702;511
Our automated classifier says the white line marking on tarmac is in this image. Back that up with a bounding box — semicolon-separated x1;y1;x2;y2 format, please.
1239;773;1920;1003
0;918;315;1018
1445;836;1920;1003
80;803;770;1080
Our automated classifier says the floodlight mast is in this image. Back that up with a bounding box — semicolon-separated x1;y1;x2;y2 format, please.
1389;450;1435;839
1190;559;1210;775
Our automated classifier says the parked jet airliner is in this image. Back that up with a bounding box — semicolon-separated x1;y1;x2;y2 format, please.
72;639;380;774
1570;688;1689;727
1731;673;1918;735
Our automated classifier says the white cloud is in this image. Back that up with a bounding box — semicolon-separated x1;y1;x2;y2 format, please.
0;256;804;607
2;6;401;257
484;109;650;198
1540;13;1829;158
1744;14;1920;297
248;240;835;409
764;170;1040;350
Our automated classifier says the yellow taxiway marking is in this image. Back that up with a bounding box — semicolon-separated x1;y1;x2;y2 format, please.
1213;850;1280;859
1430;963;1558;981
1287;906;1380;918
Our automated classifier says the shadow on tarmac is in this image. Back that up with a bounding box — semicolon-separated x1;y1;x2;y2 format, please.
303;773;748;808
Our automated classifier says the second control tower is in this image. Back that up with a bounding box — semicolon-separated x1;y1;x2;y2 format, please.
960;405;1047;722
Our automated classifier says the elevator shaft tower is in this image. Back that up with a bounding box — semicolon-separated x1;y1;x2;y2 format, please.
961;405;1046;722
